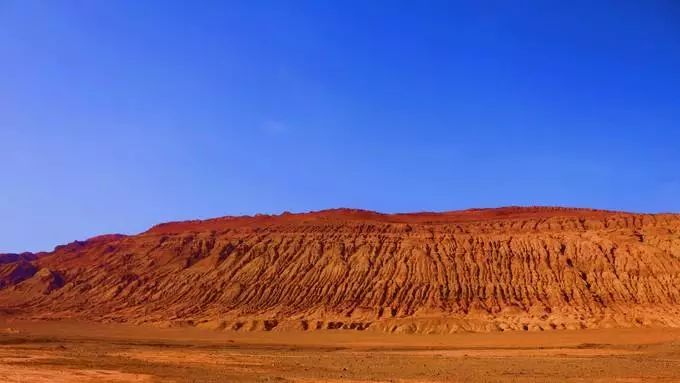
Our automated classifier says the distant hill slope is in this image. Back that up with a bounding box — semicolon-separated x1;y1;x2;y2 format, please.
2;207;680;333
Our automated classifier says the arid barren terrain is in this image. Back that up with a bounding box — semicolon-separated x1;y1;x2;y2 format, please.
1;320;680;382
2;206;680;381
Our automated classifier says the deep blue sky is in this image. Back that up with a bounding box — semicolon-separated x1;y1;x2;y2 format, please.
1;1;679;252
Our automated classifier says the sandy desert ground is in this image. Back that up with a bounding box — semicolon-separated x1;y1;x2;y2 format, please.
1;320;680;382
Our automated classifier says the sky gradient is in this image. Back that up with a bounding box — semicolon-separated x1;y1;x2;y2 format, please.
1;1;679;252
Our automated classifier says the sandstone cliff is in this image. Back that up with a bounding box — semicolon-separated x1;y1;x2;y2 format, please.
2;207;680;333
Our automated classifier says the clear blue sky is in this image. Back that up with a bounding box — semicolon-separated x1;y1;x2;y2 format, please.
1;1;679;252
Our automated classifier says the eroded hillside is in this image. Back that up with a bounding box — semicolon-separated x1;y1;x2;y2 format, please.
2;207;680;333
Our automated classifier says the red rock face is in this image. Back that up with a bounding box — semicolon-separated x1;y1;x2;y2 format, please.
1;207;680;333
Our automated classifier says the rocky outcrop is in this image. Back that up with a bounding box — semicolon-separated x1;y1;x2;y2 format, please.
0;252;38;265
0;260;37;289
1;207;680;333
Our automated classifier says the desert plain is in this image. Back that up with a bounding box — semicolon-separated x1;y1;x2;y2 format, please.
1;319;680;382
